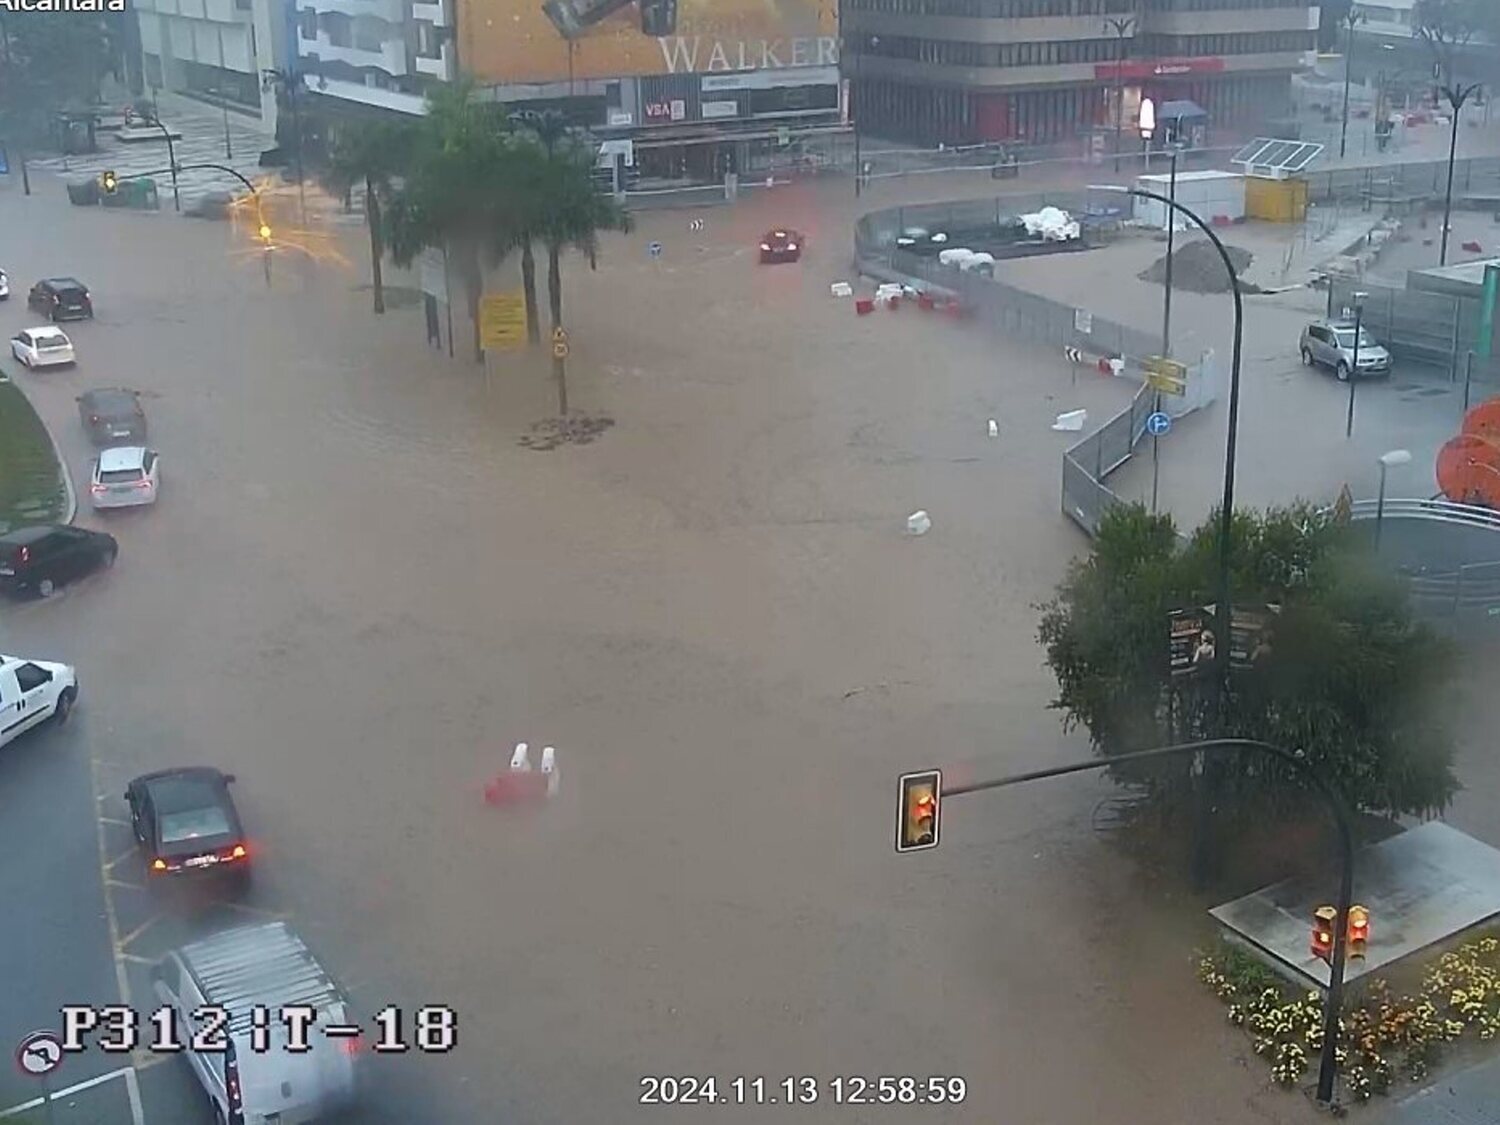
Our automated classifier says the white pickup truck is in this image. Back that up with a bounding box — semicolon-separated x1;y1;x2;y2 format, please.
0;655;78;749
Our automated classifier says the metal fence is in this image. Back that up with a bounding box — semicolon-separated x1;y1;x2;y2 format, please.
1060;382;1156;536
1327;277;1474;370
1303;156;1500;208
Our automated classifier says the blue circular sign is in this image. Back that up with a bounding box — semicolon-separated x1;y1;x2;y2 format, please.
648;241;663;258
1146;411;1172;436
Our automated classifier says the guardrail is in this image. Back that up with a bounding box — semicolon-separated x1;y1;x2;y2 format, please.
1346;499;1500;633
1347;498;1500;532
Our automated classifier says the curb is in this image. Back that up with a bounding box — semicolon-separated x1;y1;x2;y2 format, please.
4;366;77;525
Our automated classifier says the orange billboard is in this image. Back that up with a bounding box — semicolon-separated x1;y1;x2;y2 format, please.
459;0;840;85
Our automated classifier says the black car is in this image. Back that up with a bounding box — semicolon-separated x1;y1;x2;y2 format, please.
759;229;804;264
77;387;147;446
126;768;251;889
27;278;93;321
0;524;118;598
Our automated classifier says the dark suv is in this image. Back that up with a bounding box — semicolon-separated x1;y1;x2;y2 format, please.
77;388;147;446
28;278;93;322
0;524;118;598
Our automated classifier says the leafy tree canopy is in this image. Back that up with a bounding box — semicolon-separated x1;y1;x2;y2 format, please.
1037;503;1459;819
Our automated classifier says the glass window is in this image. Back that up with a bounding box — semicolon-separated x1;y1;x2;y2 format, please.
159;806;233;843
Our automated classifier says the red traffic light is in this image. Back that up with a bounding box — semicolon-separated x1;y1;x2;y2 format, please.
1312;904;1337;962
895;770;942;853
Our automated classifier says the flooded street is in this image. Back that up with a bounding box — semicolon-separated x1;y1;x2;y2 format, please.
1;174;1320;1124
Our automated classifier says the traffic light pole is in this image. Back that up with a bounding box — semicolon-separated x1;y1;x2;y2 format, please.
941;738;1355;1108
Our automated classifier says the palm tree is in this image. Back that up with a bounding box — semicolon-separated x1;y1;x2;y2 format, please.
510;112;633;412
327;120;414;314
385;82;520;363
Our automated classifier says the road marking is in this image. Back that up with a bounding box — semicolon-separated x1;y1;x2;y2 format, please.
219;901;288;921
131;1049;174;1073
98;815;132;828
116;914;163;951
118;952;154;966
104;848;137;871
89;753;134;1008
105;877;144;892
124;1065;144;1123
0;1066;138;1120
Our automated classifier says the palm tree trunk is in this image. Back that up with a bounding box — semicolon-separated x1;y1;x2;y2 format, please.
366;175;385;315
458;245;484;364
547;240;566;416
520;241;541;345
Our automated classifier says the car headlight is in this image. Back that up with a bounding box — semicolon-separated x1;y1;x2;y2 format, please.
787;243;797;250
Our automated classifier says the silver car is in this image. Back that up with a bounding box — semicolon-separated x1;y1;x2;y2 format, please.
1299;319;1392;381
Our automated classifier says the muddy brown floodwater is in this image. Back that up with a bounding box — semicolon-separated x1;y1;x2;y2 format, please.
2;173;1326;1124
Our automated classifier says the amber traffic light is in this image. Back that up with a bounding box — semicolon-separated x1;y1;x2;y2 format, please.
895;770;942;853
1312;904;1337;962
100;170;118;194
1347;905;1370;960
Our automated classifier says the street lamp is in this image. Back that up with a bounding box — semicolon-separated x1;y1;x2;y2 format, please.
1339;7;1366;160
1375;448;1412;551
1439;82;1483;266
1139;95;1154;174
262;67;307;225
212;86;232;160
850;33;878;198
1094;183;1246;742
1345;290;1368;438
142;117;181;212
1105;15;1136;175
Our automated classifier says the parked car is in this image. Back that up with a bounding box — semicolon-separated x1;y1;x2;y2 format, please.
0;268;11;300
77;387;146;446
11;326;75;369
759;229;804;264
0;524;117;598
126;768;250;888
1299;319;1392;381
27;278;93;321
89;446;159;509
0;654;78;749
152;922;361;1123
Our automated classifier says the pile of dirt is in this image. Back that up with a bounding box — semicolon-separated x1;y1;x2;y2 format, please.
518;414;615;451
1138;240;1261;294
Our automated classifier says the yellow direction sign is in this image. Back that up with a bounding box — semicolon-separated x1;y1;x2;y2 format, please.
553;341;569;359
479;291;527;350
552;326;568;343
1144;355;1188;396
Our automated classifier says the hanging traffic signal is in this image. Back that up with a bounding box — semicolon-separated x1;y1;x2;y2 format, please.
1312;904;1337;962
100;170;118;194
258;222;272;242
895;770;941;853
1347;905;1370;960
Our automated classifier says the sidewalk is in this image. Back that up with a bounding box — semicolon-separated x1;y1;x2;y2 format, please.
1378;1052;1500;1123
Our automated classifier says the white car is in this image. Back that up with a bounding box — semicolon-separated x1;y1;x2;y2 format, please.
0;269;10;299
90;446;159;509
11;326;75;368
0;654;78;749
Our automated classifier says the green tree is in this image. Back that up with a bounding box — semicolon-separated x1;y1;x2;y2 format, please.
384;81;521;363
1413;0;1497;82
1037;503;1458;820
509;111;632;413
327;120;415;314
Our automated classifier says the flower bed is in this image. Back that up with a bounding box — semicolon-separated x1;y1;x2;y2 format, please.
1198;933;1500;1101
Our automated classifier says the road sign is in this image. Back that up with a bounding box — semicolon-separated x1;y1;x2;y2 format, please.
1144;356;1188;396
552;326;567;343
1146;410;1172;436
16;1031;63;1078
1074;308;1093;334
689;218;704;232
478;291;527;351
1064;345;1085;363
648;241;663;259
553;341;569;359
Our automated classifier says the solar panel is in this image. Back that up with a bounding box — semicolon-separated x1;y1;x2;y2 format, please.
1230;137;1325;179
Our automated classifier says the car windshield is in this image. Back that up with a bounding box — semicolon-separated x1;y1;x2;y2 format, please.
1334;329;1375;348
37;336;68;349
99;468;142;483
159;806;232;843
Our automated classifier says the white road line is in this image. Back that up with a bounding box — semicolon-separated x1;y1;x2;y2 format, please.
0;1066;134;1119
124;1064;145;1125
88;753;133;1010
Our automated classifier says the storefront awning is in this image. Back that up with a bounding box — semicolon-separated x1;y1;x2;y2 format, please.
1159;100;1207;121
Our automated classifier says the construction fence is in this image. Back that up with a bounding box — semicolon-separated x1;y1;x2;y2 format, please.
1327;278;1500;390
1304;156;1500;209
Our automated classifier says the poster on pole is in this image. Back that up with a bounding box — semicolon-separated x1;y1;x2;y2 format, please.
479;291;528;350
1168;607;1214;677
1227;604;1279;671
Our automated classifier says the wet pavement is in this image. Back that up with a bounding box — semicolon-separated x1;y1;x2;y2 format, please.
0;161;1396;1125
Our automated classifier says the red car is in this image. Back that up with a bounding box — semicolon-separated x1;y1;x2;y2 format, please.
759;229;803;264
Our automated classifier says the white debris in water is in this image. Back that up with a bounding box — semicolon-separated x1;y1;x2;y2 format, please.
906;510;932;536
1052;410;1088;432
830;281;854;297
1021;207;1082;242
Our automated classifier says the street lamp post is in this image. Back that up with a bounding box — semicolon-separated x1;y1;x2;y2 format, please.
1375;449;1412;551
1439;82;1482;267
938;737;1356;1109
1345;291;1367;438
1339;8;1365;160
1095;183;1246;735
1105;16;1136;175
851;34;877;198
214;87;232;160
263;68;308;226
146;118;181;211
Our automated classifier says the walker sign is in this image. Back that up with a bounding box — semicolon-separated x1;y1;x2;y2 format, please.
458;0;838;84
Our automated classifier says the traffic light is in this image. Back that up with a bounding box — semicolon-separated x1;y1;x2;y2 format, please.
1312;904;1337;962
895;770;941;853
1347;905;1370;960
639;0;677;36
100;170;118;194
258;222;272;243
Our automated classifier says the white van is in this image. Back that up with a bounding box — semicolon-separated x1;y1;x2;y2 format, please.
152;921;359;1123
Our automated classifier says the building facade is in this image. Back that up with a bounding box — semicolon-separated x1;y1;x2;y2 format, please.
294;0;457;117
136;0;288;124
842;0;1321;147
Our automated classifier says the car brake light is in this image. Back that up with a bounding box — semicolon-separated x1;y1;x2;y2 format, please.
151;858;167;872
760;243;771;251
18;547;28;563
342;1035;362;1056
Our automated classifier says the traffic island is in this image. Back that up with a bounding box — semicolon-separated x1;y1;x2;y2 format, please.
1201;821;1500;1102
0;376;70;533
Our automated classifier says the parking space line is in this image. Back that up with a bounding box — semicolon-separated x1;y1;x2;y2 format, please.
105;877;144;892
124;1066;144;1123
219;900;288;920
104;847;137;871
98;815;132;828
131;1049;174;1073
117;914;163;951
88;753;133;1010
0;1066;136;1120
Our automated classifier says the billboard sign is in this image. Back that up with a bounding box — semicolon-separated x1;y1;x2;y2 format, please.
460;0;839;84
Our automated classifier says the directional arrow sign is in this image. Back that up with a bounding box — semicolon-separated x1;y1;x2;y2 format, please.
1146;410;1172;436
16;1030;64;1078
